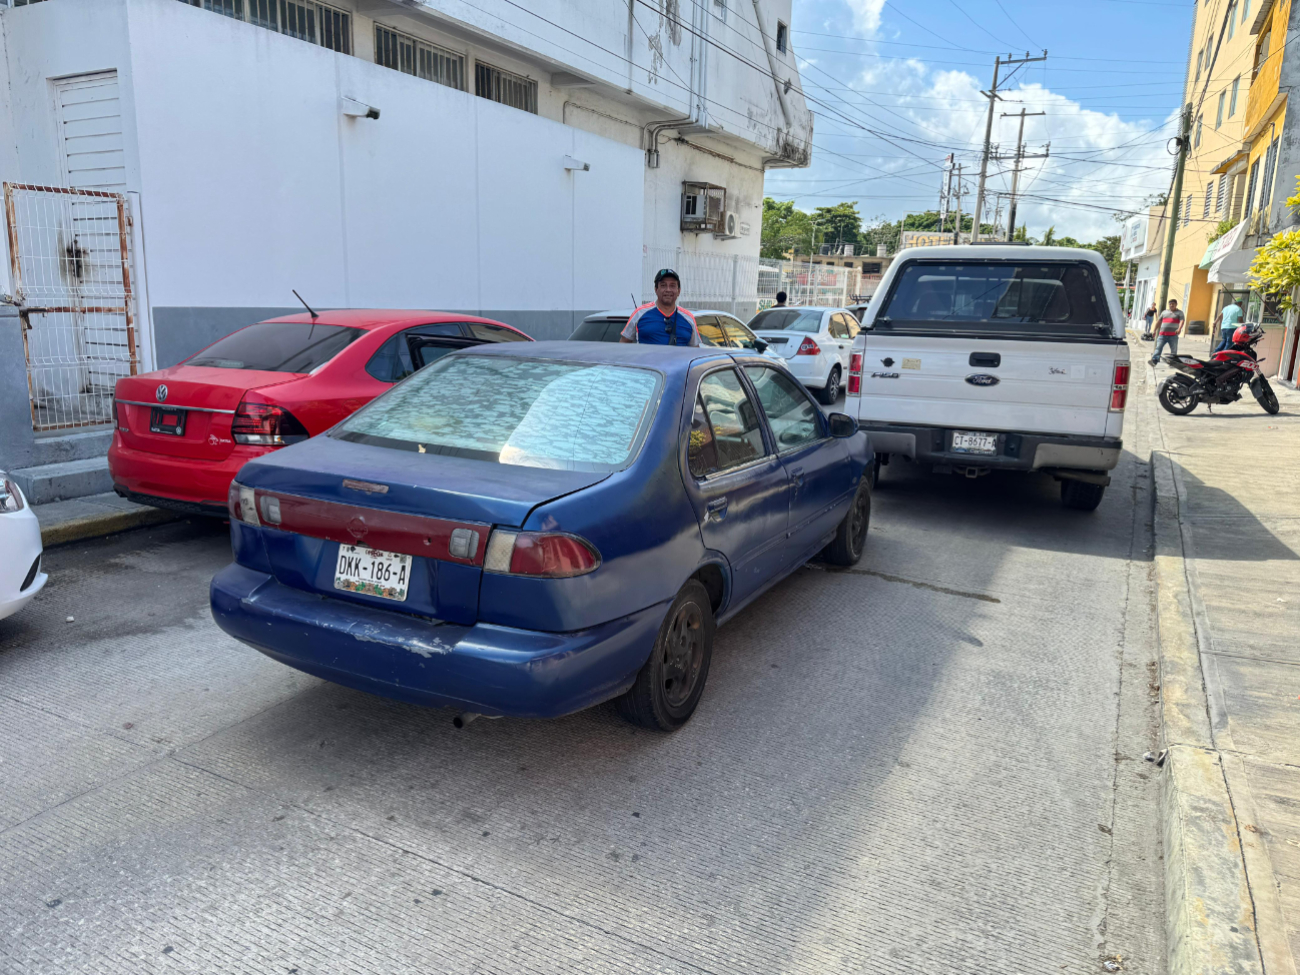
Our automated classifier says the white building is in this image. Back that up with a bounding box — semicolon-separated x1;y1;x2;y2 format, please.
1120;206;1166;328
0;0;812;500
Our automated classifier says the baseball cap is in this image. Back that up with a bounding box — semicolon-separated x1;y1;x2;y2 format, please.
654;268;681;285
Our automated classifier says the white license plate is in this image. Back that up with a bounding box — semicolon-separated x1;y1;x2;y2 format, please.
951;430;998;455
334;544;411;601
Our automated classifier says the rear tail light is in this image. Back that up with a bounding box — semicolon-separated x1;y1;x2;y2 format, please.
228;480;259;524
796;337;820;356
232;397;310;446
848;351;863;395
113;400;129;432
483;530;600;578
1110;361;1130;412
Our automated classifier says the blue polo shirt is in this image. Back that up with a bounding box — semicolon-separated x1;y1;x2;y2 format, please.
621;304;699;346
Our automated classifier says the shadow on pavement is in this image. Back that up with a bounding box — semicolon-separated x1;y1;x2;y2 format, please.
1172;460;1299;562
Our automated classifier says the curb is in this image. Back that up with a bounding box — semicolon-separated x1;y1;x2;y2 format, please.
38;504;178;548
1151;446;1263;975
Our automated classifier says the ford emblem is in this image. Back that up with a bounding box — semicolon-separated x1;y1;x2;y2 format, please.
965;374;1000;387
155;383;168;403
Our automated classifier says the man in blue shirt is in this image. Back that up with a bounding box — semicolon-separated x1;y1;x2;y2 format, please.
620;268;699;346
1213;298;1244;352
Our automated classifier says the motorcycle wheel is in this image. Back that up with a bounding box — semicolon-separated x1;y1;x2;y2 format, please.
1253;378;1281;415
1158;376;1199;415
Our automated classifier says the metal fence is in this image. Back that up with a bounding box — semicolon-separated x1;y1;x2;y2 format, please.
3;183;139;431
643;247;855;322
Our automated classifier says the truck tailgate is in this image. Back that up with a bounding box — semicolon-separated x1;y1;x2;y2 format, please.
859;336;1123;437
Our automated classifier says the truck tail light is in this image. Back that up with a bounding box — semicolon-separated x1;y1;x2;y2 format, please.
1110;361;1130;412
232;396;310;446
483;530;601;578
796;337;820;356
848;352;863;395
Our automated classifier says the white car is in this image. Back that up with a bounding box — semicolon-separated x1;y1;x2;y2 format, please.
0;473;45;620
748;306;860;403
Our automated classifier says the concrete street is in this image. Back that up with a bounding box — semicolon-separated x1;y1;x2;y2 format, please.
1;388;1167;973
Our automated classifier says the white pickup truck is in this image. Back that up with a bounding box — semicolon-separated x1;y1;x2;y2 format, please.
845;245;1130;511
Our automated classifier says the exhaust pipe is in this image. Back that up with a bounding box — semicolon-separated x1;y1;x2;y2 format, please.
452;712;480;729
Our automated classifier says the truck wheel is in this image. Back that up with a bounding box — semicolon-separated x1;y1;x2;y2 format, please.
823;478;871;566
1061;478;1105;512
616;580;715;732
817;366;841;404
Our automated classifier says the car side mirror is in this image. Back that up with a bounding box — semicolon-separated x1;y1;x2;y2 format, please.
827;413;857;438
754;339;768;353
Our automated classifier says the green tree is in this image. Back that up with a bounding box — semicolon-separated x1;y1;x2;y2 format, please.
812;202;863;253
760;198;814;259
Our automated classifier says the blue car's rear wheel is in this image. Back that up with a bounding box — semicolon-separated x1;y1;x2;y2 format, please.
823;478;871;566
617;580;715;731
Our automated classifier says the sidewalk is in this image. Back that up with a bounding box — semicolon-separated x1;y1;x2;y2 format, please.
1145;333;1300;974
30;492;177;547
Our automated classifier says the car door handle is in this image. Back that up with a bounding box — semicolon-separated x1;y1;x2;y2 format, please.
706;498;729;523
789;467;805;488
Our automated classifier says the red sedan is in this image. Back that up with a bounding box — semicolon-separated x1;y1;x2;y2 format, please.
109;310;532;516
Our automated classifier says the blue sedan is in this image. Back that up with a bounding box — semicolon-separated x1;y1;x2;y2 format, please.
210;342;874;731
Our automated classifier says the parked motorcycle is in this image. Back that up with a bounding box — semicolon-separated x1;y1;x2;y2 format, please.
1157;322;1281;415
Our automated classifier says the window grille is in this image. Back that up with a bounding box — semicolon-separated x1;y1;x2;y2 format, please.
375;26;465;90
1203;182;1213;219
176;0;350;53
475;62;538;113
1216;174;1227;213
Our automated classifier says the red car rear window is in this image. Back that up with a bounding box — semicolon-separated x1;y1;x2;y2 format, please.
188;322;365;373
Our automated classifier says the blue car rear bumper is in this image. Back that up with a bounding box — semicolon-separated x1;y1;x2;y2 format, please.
210;564;667;718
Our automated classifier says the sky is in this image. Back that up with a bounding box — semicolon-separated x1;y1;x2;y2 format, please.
762;0;1195;242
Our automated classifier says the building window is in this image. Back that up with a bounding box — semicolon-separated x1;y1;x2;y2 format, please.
1194;114;1203;147
1195;48;1203;80
776;21;788;53
176;0;351;53
1243;0;1251;19
1203;182;1213;218
1182;194;1192;227
375;25;465;89
1243;160;1260;217
1229;75;1241;116
475;62;538;113
1227;3;1236;39
1216;90;1226;128
1261;137;1279;212
1216;174;1227;213
1255;30;1271;78
713;0;726;24
681;182;726;234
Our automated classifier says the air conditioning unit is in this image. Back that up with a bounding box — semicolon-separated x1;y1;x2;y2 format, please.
717;211;739;238
681;182;726;234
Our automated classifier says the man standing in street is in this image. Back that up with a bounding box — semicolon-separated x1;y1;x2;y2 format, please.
1149;298;1185;365
1212;297;1244;352
621;269;699;346
774;291;788;307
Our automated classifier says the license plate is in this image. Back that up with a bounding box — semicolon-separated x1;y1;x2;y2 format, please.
951;430;998;454
149;407;186;436
334;544;411;601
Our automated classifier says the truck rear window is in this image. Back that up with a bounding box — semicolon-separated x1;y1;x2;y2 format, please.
876;262;1112;338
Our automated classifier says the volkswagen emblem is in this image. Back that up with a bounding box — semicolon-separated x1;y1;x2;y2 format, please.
965;374;1000;387
155;384;169;403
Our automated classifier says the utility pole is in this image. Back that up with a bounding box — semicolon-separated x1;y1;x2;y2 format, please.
938;153;954;233
1001;108;1047;242
973;51;1047;242
952;164;964;244
1158;105;1193;311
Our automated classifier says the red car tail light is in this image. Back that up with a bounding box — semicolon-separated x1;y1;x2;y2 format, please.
232;397;310;446
848;352;863;395
1110;361;1130;412
113;400;129;432
483;530;601;578
796;337;820;356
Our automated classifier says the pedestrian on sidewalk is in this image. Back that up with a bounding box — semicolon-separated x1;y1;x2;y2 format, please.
1148;299;1185;366
1142;302;1158;340
1212;297;1243;353
620;269;700;346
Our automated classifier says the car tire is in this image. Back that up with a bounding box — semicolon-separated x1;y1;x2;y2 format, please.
1061;478;1106;512
823;477;871;566
616;580;715;732
818;366;841;405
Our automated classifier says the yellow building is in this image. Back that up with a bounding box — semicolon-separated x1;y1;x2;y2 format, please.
1163;0;1263;331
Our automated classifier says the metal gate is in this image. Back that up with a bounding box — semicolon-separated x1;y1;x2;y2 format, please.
3;182;139;431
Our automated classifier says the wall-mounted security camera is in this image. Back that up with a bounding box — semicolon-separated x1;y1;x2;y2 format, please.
340;97;380;120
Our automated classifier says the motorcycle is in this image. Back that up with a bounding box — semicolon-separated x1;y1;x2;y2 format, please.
1157;322;1281;416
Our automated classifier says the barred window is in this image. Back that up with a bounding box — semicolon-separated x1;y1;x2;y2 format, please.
176;0;350;53
375;25;466;90
475;62;538;114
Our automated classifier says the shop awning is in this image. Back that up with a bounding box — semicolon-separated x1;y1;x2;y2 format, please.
1199;220;1247;269
1208;246;1259;284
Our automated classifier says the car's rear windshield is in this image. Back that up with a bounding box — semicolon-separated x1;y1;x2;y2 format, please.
876;261;1113;338
333;355;662;472
187;321;365;372
748;309;823;333
569;318;624;342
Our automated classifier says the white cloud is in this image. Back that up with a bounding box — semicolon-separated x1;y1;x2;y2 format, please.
844;0;885;34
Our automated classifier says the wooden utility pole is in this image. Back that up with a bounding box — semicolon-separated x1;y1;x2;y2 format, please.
1158;105;1193;311
1001;108;1047;242
973;51;1047;242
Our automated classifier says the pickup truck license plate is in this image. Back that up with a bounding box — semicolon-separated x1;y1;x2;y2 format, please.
334;544;411;601
951;430;998;455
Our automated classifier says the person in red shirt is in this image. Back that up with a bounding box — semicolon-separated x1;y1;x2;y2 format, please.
1148;299;1185;366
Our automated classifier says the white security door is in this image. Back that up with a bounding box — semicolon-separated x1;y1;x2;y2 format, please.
54;71;127;192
